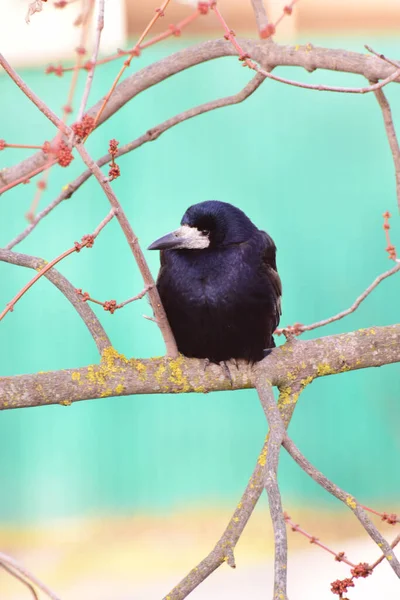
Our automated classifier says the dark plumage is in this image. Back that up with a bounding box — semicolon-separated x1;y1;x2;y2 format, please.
148;200;281;363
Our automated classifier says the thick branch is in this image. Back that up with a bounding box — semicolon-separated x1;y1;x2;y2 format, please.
1;324;399;409
1;40;399;189
257;380;288;600
0;249;111;354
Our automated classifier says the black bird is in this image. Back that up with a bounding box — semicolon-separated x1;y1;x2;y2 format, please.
148;200;281;364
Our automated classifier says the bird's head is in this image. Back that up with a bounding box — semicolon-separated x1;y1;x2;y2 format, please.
148;200;257;251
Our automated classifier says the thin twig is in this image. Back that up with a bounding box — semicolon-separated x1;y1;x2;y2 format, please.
91;0;172;131
256;378;288;600
0;209;116;323
5;73;265;250
255;64;400;94
3;38;400;192
371;533;400;569
276;262;400;335
373;87;400;212
118;285;153;308
0;54;68;134
56;10;201;75
75;143;178;357
163;385;302;600
0;55;177;356
0;552;61;600
75;284;152;313
76;0;105;122
0;562;39;600
284;515;356;567
212;4;400;94
281;435;400;577
0;249;111;353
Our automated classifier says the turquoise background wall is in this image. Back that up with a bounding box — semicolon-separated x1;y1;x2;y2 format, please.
0;37;399;523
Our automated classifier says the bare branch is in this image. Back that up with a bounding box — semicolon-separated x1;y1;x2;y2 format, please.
0;209;116;322
75;143;179;357
250;0;269;33
373;88;400;211
0;54;68;134
255;63;400;94
1;324;399;409
282;434;400;577
0;562;39;600
256;379;288;600
0;249;111;354
277;262;400;335
76;0;105;122
0;56;178;356
163;385;302;599
2;39;400;190
5;72;266;250
0;551;60;600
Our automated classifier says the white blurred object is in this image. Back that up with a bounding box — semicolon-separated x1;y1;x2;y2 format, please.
0;0;127;68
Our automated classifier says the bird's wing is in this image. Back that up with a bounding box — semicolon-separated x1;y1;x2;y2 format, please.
260;231;282;322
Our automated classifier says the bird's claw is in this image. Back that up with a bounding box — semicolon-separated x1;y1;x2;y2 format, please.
219;361;233;387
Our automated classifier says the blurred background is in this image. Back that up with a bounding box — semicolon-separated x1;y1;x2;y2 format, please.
0;0;400;598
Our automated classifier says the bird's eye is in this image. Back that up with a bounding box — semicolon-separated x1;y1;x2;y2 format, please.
201;229;210;236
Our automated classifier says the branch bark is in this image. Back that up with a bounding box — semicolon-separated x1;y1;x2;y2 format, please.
163;384;303;600
373;87;400;211
256;380;288;599
1;40;399;189
1;324;399;409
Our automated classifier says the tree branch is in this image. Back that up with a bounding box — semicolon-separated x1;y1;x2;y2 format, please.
1;39;399;190
276;262;400;335
4;72;266;250
163;384;303;599
0;563;39;600
74;143;179;357
1;324;398;409
282;433;400;576
256;379;288;599
0;551;60;600
0;57;178;357
373;87;400;211
250;0;269;33
0;249;111;354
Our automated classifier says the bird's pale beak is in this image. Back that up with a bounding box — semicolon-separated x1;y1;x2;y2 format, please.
148;225;209;250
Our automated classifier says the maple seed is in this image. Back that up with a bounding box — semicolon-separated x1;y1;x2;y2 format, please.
284;5;293;15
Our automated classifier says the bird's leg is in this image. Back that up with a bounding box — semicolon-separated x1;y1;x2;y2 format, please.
203;358;211;372
230;357;239;370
